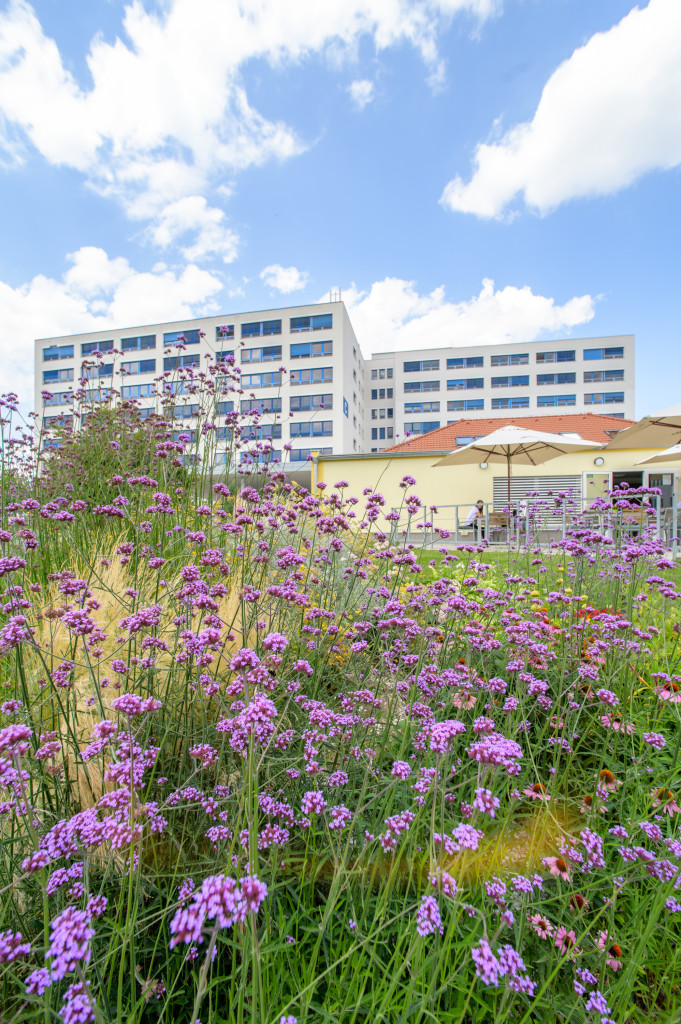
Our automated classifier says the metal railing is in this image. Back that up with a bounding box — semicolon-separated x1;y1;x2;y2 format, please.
385;497;681;552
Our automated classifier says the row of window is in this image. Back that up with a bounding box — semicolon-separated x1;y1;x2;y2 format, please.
118;391;335;412
218;341;334;363
370;387;394;400
371;427;394;441
43;315;334;362
402;372;626;393
399;347;625;373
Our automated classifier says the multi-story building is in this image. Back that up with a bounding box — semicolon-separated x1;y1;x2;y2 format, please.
36;304;635;462
36;301;366;469
364;334;634;449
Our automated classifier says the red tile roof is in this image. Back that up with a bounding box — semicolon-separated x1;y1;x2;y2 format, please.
383;413;635;453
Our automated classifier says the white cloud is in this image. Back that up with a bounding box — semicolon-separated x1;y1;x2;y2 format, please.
260;264;310;293
0;0;499;252
441;0;681;218
150;197;239;263
0;247;223;405
341;277;595;354
348;79;375;110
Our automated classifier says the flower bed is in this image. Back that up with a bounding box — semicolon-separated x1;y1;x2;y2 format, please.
1;377;680;1023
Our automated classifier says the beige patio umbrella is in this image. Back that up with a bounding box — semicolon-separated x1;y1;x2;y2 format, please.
605;403;681;450
434;424;603;506
636;442;681;466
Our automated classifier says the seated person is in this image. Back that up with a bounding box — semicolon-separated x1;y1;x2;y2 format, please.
464;499;485;539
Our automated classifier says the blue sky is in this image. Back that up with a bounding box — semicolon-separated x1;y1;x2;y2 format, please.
0;0;679;416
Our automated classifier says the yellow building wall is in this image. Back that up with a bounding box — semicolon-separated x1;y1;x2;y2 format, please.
317;447;680;517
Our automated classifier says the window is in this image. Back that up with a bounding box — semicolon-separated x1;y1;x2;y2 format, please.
371;388;393;399
290;421;333;438
122;359;156;375
290;367;333;386
404;380;440;393
490;353;528;367
82;363;113;379
242;345;282;363
583;369;624;383
491;397;529;410
44;414;73;429
43;368;73;383
241;372;282;389
173;404;199;419
447;399;484;412
164;353;200;370
43;391;73;407
240;398;282;414
81;340;114;356
216;351;234;364
584;392;625;405
371;368;392;379
404;421;441;435
243;423;282;440
290;313;332;332
447;378;484;391
447;356;483;369
217;401;234;415
583;346;624;360
536;394;576;407
403;359;440;373
404;401;440;414
121;335;155;351
241;319;282;338
216;325;234;339
239;450;282;467
536;372;577;386
289;447;332;461
371;427;393;441
290;340;333;359
83;389;110;403
122;383;156;399
290;394;333;411
43;344;74;361
536;350;575;363
163;329;201;346
491;375;530;388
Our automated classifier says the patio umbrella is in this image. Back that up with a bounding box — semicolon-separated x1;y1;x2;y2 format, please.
605;403;681;450
433;424;603;506
636;442;681;466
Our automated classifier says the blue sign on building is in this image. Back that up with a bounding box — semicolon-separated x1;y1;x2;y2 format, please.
343;397;349;418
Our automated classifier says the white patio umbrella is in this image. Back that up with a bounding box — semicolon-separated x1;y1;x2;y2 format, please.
636;442;681;466
434;424;603;506
605;403;681;450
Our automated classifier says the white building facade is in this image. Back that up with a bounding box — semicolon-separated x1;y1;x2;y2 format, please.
364;334;635;449
36;301;366;469
35;305;634;460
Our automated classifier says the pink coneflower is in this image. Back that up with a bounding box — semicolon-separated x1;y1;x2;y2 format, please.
598;931;623;971
528;914;553;939
579;794;605;815
542;856;571;881
598;769;621;792
554;926;578;956
599;714;635;734
523;782;550;802
655;681;681;703
652;788;680;815
452;690;477;710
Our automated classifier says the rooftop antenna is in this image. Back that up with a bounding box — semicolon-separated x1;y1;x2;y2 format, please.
329;287;342;302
